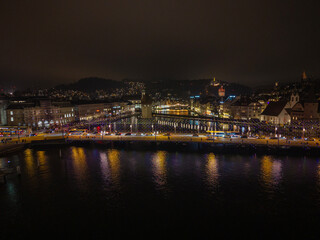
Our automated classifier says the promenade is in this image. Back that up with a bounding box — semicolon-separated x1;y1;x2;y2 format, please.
66;133;320;149
0;133;319;156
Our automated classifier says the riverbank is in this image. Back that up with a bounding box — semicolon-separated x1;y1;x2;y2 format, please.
1;134;320;157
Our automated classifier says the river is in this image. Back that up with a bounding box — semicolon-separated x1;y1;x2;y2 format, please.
1;146;320;239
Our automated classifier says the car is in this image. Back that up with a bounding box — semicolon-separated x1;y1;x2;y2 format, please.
145;133;153;136
231;134;241;138
125;132;131;136
248;136;257;139
240;135;248;138
135;133;142;136
104;132;111;135
214;132;226;138
163;133;171;136
294;136;302;140
115;132;122;136
270;136;278;139
192;133;199;137
30;133;37;136
304;138;314;141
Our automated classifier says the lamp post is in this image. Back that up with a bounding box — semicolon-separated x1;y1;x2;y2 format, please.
275;127;279;147
17;123;21;142
60;117;63;137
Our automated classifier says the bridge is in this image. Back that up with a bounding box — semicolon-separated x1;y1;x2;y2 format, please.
65;112;320;139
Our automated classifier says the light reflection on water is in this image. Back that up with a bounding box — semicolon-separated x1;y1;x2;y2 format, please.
260;156;282;194
107;149;121;186
71;147;88;181
36;150;50;181
24;148;35;177
99;152;110;182
152;151;167;189
206;153;219;190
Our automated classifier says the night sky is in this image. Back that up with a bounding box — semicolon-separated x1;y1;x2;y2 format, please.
1;0;319;89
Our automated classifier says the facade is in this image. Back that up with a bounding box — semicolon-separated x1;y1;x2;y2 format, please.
303;102;319;120
23;100;75;128
6;99;75;128
260;101;291;125
6;105;26;126
0;98;9;125
230;97;262;120
288;102;304;122
76;103;106;121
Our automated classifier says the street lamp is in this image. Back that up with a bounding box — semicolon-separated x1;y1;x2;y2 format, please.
275;127;279;147
18;124;20;142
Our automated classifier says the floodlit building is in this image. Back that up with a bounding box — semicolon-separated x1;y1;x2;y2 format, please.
230;96;262;120
141;91;152;118
6;99;75;128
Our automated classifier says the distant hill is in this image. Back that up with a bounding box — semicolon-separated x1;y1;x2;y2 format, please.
55;77;124;92
54;77;252;97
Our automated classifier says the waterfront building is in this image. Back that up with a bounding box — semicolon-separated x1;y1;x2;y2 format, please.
260;100;290;125
230;96;262;120
75;103;107;121
6;103;28;126
6;99;75;128
0;97;9;125
23;100;75;128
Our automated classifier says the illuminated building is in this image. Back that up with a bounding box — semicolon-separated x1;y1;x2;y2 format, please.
141;90;153;118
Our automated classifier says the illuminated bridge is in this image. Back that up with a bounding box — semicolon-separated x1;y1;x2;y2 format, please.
67;112;320;139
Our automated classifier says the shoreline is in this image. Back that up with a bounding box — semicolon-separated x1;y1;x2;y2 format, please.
1;136;320;157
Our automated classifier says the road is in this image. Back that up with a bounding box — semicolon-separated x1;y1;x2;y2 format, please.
66;133;320;148
0;131;319;149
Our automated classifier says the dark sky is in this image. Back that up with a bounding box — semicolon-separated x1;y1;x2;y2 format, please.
1;0;320;89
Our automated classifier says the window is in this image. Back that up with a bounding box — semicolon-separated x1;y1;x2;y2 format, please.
10;111;13;115
11;117;14;121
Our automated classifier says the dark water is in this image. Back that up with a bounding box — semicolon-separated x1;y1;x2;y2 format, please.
1;147;320;239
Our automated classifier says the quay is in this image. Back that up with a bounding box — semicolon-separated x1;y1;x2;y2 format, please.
0;133;320;158
66;134;320;149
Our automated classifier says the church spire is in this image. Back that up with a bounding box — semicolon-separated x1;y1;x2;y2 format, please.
302;71;307;81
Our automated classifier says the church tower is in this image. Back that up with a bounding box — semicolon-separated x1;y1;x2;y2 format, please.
141;90;153;118
289;92;299;108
